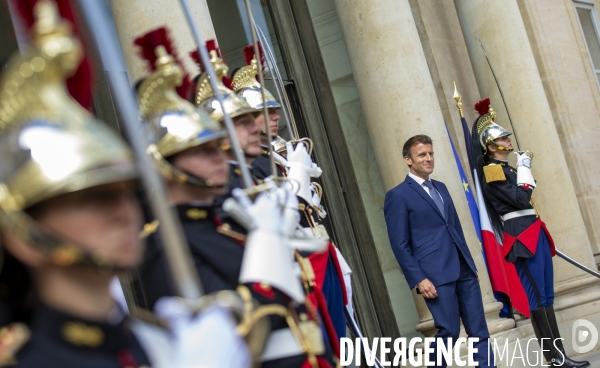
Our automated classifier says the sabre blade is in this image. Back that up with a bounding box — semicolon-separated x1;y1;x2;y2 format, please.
254;24;299;140
475;33;521;151
557;250;600;279
243;0;277;177
178;0;253;188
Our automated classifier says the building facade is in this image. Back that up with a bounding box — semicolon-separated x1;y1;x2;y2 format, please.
110;0;600;362
4;0;600;365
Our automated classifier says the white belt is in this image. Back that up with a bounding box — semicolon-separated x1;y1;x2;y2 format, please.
502;209;536;221
260;328;303;362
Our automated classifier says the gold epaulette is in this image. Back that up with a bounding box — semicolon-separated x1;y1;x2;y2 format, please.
0;323;30;367
483;163;506;183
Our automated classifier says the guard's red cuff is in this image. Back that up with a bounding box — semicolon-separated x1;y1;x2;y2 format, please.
520;184;532;190
252;283;275;299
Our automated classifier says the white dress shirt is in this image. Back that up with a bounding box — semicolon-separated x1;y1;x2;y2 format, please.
408;172;443;202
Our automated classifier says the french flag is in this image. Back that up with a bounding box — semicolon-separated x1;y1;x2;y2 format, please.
448;115;530;318
472;169;530;317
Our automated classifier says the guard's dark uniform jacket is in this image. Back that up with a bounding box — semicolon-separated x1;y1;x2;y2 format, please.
213;162;261;211
482;158;556;263
203;153;341;364
133;204;335;368
253;146;347;345
10;303;150;368
252;146;284;179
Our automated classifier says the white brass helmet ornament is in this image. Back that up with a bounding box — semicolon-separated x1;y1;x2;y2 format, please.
0;0;138;269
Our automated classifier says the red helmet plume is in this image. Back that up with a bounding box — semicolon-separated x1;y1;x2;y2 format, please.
188;40;232;89
12;0;93;109
133;27;192;100
188;39;221;73
242;43;266;79
474;98;491;117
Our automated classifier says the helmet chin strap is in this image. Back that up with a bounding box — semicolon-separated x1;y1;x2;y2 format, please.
0;194;128;272
149;144;228;189
219;142;260;160
244;152;260;159
172;166;229;189
496;144;514;152
489;141;514;153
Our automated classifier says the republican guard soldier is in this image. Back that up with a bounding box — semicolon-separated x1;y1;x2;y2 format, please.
0;2;171;366
232;45;353;346
131;29;334;368
472;98;589;368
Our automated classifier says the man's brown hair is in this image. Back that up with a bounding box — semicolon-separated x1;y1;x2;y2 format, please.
402;134;433;159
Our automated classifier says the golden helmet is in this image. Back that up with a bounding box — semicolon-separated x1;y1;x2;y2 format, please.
474;98;512;153
134;29;227;187
0;1;138;268
190;41;259;122
231;44;281;110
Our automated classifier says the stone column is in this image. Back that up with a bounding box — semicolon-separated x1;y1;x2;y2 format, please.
331;0;514;337
109;0;216;83
517;0;600;261
455;0;600;355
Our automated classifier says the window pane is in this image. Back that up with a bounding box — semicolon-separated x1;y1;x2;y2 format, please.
577;7;600;69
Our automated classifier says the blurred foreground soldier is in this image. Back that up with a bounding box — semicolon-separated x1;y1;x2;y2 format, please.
132;29;334;368
384;135;494;368
0;2;158;366
232;44;351;347
472;99;589;368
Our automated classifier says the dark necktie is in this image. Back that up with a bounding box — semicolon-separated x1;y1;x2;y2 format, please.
423;180;445;218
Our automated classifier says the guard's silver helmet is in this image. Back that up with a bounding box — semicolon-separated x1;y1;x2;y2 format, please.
134;30;227;187
474;98;512;153
0;1;138;268
192;42;260;122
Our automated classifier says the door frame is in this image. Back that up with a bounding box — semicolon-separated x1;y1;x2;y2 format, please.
267;0;401;340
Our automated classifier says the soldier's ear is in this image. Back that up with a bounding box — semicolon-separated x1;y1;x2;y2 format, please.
2;232;46;268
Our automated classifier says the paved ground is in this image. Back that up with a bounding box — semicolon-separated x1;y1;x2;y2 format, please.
577;350;600;367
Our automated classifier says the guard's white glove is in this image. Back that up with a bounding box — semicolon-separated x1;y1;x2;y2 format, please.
286;142;322;205
154;297;252;368
232;182;281;233
310;184;327;218
233;186;305;303
277;185;301;237
272;151;288;168
514;151;536;188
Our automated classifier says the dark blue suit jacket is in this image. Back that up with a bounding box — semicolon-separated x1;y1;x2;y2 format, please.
384;175;477;289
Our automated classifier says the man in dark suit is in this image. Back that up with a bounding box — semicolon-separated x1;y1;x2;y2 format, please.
384;135;494;367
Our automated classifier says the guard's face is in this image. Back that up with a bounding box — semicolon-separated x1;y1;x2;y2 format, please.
32;181;143;269
170;139;229;189
405;143;435;178
231;112;262;157
255;108;281;138
492;136;513;150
